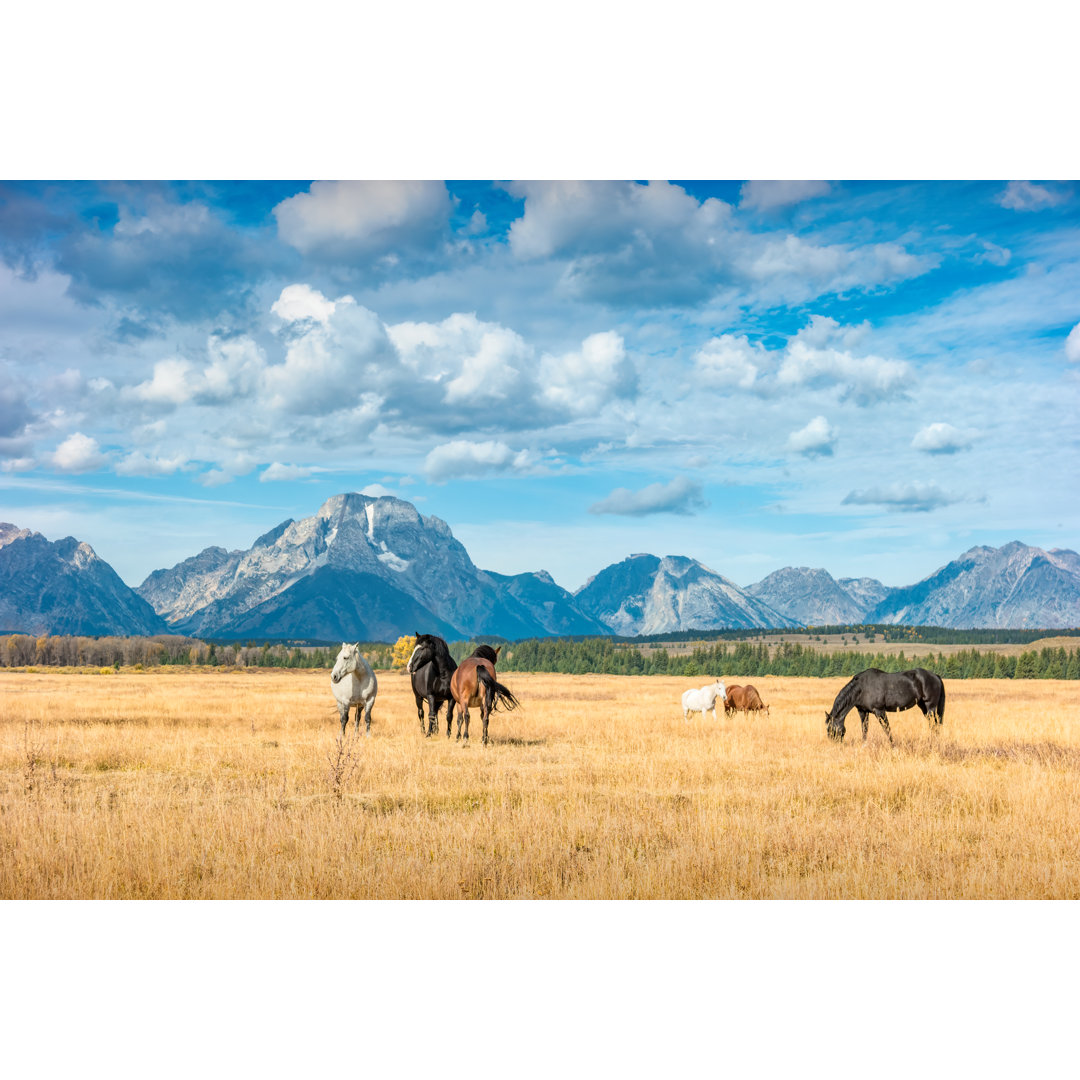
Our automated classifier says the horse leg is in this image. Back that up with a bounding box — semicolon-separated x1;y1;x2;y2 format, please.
445;700;454;739
481;701;490;746
426;694;438;738
415;692;426;735
363;700;372;736
859;710;869;741
338;702;349;735
876;711;893;744
461;706;470;743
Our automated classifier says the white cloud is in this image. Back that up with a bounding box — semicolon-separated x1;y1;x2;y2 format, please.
507;180;730;260
261;299;394;415
747;236;937;304
444;324;533;404
1065;322;1080;363
693;334;763;389
115;451;188;476
787;416;836;457
589;475;706;517
424;439;535;483
52;432;105;473
997;181;1070;211
777;318;910;404
359;483;397;498
273;180;452;259
911;422;974;454
260;462;314;482
739;180;831;212
271;283;340;324
539;331;635;415
133;358;194;405
842;482;964;513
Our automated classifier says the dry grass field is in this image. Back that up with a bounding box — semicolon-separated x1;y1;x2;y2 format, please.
2;667;1078;898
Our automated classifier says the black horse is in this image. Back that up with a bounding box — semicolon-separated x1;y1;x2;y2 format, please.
826;667;945;744
407;633;458;737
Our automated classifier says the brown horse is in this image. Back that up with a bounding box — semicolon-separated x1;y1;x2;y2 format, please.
724;683;770;718
449;644;519;745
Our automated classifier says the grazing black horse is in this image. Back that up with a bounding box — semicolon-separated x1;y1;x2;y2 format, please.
407;633;458;737
826;667;945;744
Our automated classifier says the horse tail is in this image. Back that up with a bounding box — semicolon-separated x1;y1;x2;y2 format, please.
476;665;519;712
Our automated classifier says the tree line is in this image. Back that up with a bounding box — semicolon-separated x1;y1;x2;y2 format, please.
0;634;395;671
499;637;1080;680
3;632;1079;680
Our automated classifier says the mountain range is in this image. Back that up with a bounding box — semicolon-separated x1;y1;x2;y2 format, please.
2;494;1078;639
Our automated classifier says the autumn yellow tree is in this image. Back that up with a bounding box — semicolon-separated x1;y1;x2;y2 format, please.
391;635;416;669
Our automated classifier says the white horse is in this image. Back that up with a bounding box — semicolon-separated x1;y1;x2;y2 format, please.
682;679;726;721
330;642;378;735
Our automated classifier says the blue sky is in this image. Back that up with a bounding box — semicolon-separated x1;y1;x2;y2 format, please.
1;177;1078;592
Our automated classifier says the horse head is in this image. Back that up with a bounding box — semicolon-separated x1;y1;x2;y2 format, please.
825;711;845;742
332;642;361;684
407;633;435;674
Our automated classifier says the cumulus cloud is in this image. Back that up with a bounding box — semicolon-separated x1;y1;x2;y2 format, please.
911;422;974;454
262;299;394;416
52;432;105;473
273;181;452;260
842;482;963;513
359;483;397;498
503;180;935;310
1065;322;1080;363
739;180;831;212
693;334;764;389
271;283;340;324
260;462;315;482
506;180;733;305
56;193;267;323
776;317;910;404
997;181;1070;211
539;331;636;415
0;370;34;438
132;358;194;406
589;475;706;517
747;236;937;305
787;416;836;457
389;313;634;424
424;439;535;483
115;451;188;476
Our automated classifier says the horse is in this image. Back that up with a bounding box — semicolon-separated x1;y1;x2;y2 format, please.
825;667;942;744
406;632;458;737
330;642;378;735
449;644;519;745
681;680;726;720
724;684;770;718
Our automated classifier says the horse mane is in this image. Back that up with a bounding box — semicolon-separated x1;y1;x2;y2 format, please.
830;674;866;719
471;644;499;665
418;633;457;672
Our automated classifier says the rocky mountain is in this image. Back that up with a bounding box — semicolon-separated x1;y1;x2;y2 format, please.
137;493;606;641
574;554;799;635
867;542;1080;628
0;523;167;636
837;576;893;615
745;567;894;624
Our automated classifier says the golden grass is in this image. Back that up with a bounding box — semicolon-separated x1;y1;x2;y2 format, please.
2;668;1078;898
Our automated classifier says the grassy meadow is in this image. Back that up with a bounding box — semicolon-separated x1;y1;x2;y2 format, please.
2;667;1078;899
